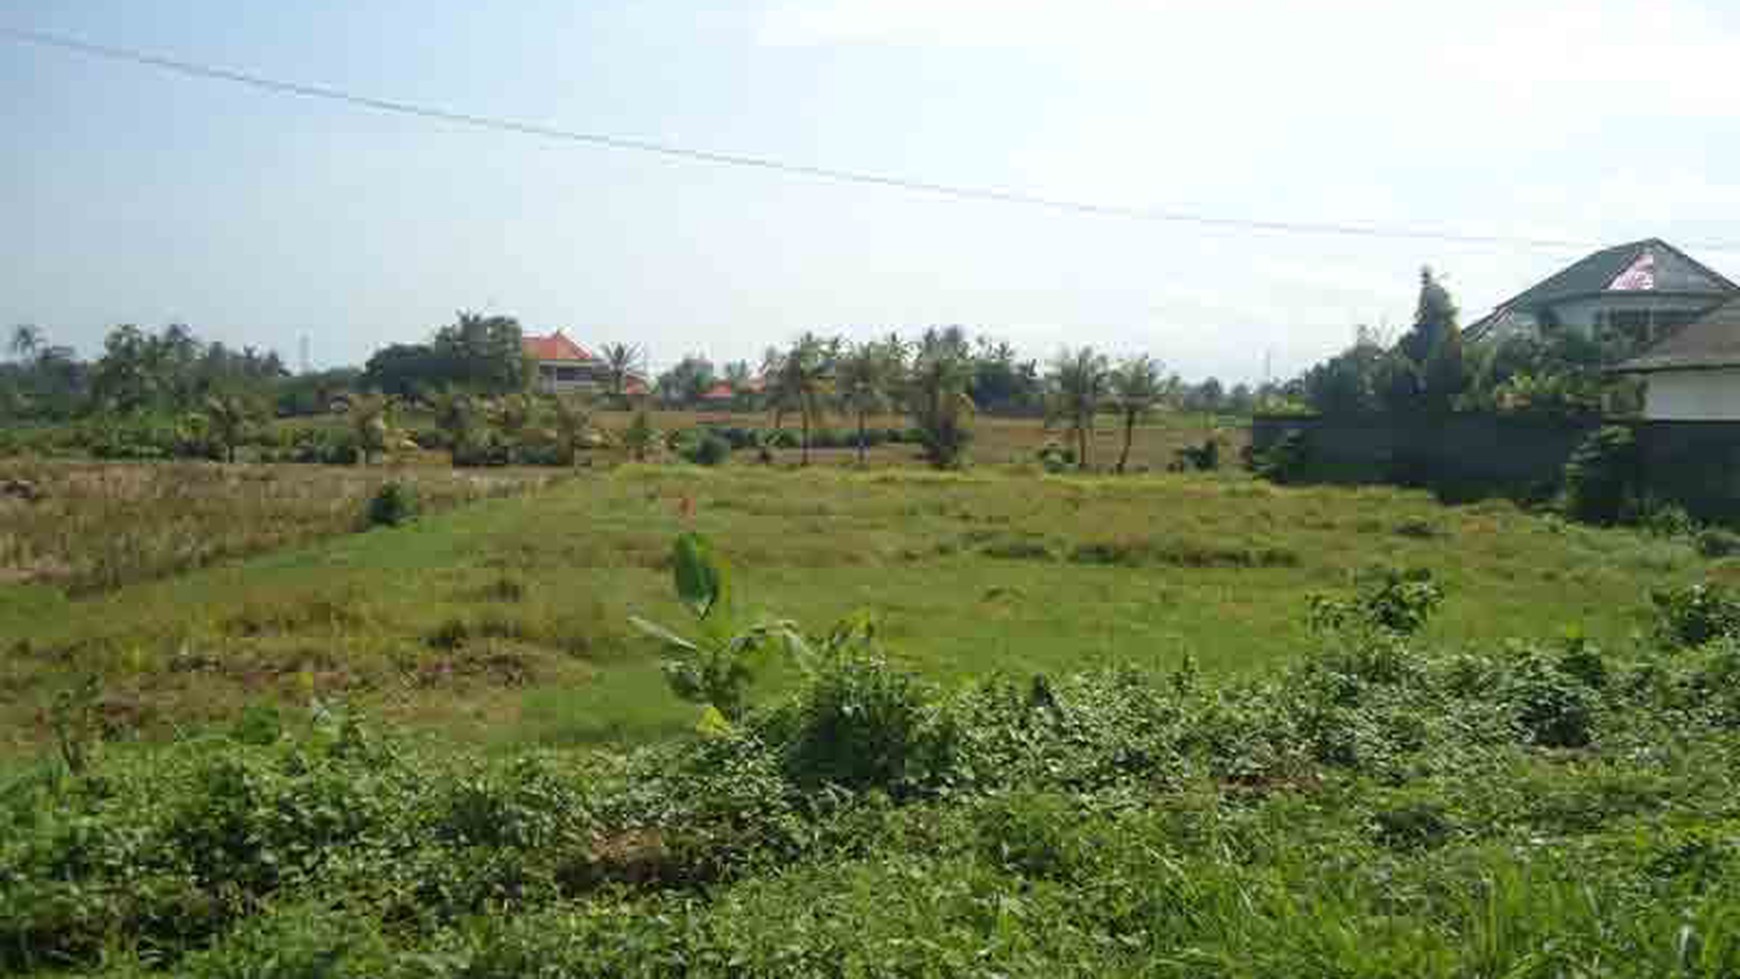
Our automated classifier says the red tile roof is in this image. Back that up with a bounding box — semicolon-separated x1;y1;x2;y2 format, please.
700;382;736;401
522;331;595;363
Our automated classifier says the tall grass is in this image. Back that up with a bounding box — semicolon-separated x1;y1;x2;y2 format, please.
0;460;566;594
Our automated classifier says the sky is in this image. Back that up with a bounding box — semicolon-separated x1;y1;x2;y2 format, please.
4;0;1740;382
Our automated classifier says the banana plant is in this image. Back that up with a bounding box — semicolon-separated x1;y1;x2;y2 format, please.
630;533;809;721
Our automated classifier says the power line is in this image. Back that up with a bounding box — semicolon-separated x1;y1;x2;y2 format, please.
6;24;1735;253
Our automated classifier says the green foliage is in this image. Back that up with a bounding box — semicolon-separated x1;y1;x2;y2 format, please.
681;431;732;467
763;619;955;797
632;533;803;719
1309;568;1444;638
1652;582;1740;647
1697;526;1740;558
1251;430;1311;483
365;481;419;529
1046;346;1112;470
1564;426;1642;525
907;329;976;468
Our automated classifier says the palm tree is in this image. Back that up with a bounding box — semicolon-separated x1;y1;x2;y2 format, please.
621;408;658;462
203;393;258;464
549;394;593;466
429;388;479;465
835;340;902;466
763;337;832;466
8;325;42;363
349;394;394;465
1108;355;1169;474
907;336;976;469
1047;347;1112;471
599;343;643;408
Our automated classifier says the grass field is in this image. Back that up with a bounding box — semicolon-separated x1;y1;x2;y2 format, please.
8;442;1740;976
1;453;1719;757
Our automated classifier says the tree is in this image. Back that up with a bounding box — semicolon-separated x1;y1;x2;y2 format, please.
1390;267;1466;412
432;312;528;394
1303;329;1387;415
763;336;832;467
429;388;481;465
656;355;716;407
202;393;259;463
549;394;593;466
1046;347;1112;470
8;325;42;363
835;340;903;466
907;330;976;469
622;408;658;462
1108;355;1168;474
599;343;644;407
349;394;394;465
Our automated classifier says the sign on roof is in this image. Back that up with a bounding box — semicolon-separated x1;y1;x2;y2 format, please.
1610;251;1657;291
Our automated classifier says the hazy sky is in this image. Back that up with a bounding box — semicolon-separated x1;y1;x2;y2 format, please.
5;0;1739;381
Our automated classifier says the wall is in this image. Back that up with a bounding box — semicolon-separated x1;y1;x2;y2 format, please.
1251;413;1740;521
1643;369;1740;421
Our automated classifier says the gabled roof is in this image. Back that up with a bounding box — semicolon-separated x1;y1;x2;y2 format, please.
1467;239;1739;341
1615;299;1740;373
522;331;595;363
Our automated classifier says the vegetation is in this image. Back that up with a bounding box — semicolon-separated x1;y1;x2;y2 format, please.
1046;347;1112;470
6;532;1740;975
0;460;563;594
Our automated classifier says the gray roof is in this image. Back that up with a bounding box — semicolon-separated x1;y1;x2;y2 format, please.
1616;299;1740;373
1467;239;1739;341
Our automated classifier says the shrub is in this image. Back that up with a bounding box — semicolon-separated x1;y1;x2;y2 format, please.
1308;568;1444;637
365;481;418;528
1651;582;1740;647
1696;527;1740;558
1036;441;1073;473
772;643;955;797
1563;426;1641;525
1642;500;1698;539
1503;650;1598;748
682;432;732;467
1252;430;1310;484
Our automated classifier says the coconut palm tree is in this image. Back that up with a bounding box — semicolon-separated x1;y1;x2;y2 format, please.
599;343;643;408
907;335;976;469
1047;347;1112;471
202;392;259;464
835;340;902;466
349;394;394;465
429;388;480;465
763;336;832;466
549;394;593;466
8;325;42;363
1108;355;1169;474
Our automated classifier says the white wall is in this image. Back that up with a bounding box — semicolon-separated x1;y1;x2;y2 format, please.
1643;369;1740;420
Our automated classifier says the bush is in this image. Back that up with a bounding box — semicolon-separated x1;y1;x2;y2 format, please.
1652;582;1740;647
1308;567;1443;637
1697;527;1740;558
682;432;732;467
1563;426;1641;525
1252;430;1310;484
771;646;956;798
365;481;418;528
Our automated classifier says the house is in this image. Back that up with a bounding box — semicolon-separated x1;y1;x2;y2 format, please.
1465;238;1738;349
522;330;646;397
1615;299;1740;420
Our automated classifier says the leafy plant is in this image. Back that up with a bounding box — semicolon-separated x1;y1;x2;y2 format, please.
630;533;806;720
1308;567;1444;638
365;480;418;528
1252;430;1311;484
682;432;732;467
1563;426;1641;525
1652;582;1740;647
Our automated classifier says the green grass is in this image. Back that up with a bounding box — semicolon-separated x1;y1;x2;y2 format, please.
0;462;1716;755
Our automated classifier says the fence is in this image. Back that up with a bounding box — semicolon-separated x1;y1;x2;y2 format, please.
1250;413;1740;521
